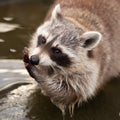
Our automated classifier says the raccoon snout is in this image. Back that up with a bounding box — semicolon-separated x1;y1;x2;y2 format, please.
30;55;39;65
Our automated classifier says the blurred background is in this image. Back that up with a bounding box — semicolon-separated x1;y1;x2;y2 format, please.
0;0;53;59
0;0;120;120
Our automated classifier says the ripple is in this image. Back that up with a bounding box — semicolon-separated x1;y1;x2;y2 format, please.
9;48;17;53
0;22;20;33
0;39;5;43
3;17;14;21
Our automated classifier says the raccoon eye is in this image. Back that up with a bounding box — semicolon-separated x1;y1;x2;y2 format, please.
52;47;62;55
37;35;46;45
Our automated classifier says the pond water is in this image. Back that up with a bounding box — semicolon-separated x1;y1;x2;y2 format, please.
0;0;53;59
0;0;120;120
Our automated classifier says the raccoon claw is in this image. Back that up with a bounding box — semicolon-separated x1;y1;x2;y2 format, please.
23;47;29;64
23;47;35;78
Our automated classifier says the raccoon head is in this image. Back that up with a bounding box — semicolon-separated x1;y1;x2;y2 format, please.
29;4;102;73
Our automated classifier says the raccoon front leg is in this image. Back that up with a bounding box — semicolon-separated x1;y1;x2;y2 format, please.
23;47;45;82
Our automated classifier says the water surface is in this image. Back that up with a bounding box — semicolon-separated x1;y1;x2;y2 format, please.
0;0;53;59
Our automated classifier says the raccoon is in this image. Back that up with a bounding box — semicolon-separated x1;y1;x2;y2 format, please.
23;0;120;115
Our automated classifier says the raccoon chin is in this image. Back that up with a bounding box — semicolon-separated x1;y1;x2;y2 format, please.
38;65;55;76
47;66;55;75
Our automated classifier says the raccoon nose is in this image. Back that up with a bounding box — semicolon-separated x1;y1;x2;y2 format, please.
30;55;39;65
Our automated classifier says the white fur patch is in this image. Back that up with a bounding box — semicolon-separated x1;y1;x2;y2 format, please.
80;31;102;50
30;47;40;57
36;22;56;43
39;53;55;66
36;23;49;39
52;4;61;20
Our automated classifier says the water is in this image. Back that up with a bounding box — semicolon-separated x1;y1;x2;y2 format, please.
0;0;53;59
0;0;120;120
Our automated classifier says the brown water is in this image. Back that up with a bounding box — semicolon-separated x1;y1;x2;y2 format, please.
0;0;53;59
0;0;120;120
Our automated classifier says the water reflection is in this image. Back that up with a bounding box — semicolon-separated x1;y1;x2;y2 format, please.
25;78;120;120
0;22;20;33
26;86;63;120
0;78;120;120
3;16;14;21
0;38;4;42
0;83;36;120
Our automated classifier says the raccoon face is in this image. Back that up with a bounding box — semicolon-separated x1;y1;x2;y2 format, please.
29;4;102;70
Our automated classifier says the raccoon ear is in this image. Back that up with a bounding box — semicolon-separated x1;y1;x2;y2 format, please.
51;4;61;20
80;31;102;50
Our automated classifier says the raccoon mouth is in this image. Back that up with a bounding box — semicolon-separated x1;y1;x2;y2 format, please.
44;65;63;76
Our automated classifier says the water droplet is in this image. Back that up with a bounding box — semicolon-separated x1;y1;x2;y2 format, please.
0;39;5;43
69;103;75;117
0;22;20;33
9;48;17;53
3;17;14;21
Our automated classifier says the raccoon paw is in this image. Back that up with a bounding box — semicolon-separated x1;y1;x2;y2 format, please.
23;47;39;79
23;47;29;65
